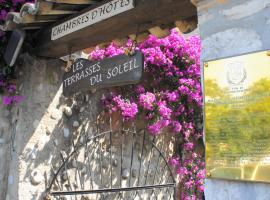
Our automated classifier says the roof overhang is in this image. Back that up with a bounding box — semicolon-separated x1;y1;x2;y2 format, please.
2;0;197;58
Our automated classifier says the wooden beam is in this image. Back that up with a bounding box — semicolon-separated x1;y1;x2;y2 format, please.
175;20;190;33
38;1;78;15
148;26;170;38
190;0;199;6
34;14;70;21
113;37;128;46
52;3;90;11
45;0;99;4
175;16;197;33
129;32;149;43
21;14;56;24
33;0;197;58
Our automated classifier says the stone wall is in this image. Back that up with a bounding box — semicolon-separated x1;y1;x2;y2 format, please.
197;0;270;199
0;53;176;200
3;54;68;200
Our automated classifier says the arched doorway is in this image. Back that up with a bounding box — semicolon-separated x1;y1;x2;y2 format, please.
46;117;176;200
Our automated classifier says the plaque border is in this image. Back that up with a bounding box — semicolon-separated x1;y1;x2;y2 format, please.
202;49;270;183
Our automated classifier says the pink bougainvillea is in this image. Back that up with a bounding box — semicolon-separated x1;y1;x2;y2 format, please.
0;81;25;106
90;29;205;199
139;92;156;110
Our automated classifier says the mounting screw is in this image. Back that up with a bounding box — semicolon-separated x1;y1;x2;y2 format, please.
267;51;270;56
204;63;209;68
207;172;211;177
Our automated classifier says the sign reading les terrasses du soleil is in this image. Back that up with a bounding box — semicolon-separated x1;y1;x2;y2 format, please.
63;51;144;96
51;0;134;40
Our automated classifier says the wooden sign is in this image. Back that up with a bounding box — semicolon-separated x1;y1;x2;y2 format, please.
51;0;134;40
63;51;144;96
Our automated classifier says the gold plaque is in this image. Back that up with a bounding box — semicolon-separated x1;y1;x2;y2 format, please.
204;50;270;183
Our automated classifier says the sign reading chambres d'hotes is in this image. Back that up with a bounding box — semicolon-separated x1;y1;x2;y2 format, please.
51;0;134;40
63;51;144;96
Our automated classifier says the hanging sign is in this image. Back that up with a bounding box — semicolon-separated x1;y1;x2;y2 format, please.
51;0;134;40
63;51;144;96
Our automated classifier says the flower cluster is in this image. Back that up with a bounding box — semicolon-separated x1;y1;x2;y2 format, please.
139;92;156;110
112;95;138;120
90;29;204;199
0;77;25;106
0;0;30;106
174;152;206;200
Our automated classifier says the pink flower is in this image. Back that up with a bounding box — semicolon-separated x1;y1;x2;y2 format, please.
166;91;179;102
139;92;156;110
192;152;198;159
183;130;191;139
148;122;162;135
183;195;197;200
0;10;7;21
169;156;180;167
184;180;194;189
3;96;12;105
157;101;172;119
2;95;25;106
178;85;190;95
121;102;138;120
177;167;188;175
8;84;16;93
104;42;124;57
90;47;105;60
145;112;154;120
198;185;204;192
197;169;206;180
13;95;25;105
135;85;145;94
148;119;170;135
171;121;182;133
112;95;138;120
184;142;194;150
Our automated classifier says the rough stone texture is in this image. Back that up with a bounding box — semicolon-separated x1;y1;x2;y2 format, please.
203;28;262;61
198;0;270;61
197;0;270;199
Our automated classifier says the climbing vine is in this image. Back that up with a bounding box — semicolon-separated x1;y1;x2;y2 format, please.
1;1;205;198
89;29;205;200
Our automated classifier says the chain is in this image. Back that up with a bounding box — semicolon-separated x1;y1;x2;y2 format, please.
125;24;140;56
65;46;73;72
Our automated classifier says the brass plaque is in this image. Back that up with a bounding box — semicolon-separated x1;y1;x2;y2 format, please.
204;50;270;183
